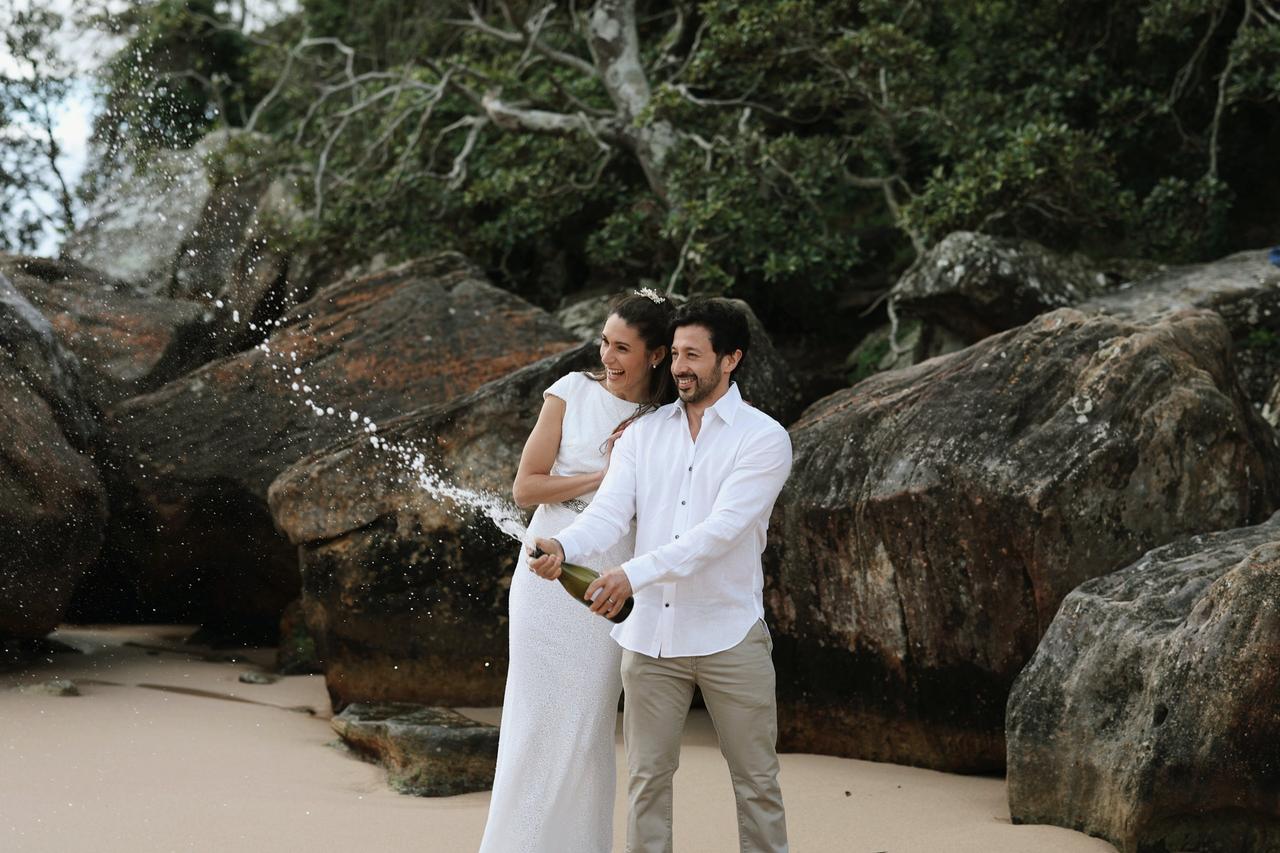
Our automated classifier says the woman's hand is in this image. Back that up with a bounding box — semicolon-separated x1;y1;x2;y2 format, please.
600;426;627;474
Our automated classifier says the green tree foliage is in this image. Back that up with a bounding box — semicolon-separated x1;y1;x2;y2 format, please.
84;0;1280;327
85;0;256;194
674;0;1279;261
0;8;76;251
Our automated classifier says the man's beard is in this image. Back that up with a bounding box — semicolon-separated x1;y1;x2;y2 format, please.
675;361;723;405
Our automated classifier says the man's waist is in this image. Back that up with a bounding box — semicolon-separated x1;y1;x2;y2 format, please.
614;607;764;658
633;586;762;602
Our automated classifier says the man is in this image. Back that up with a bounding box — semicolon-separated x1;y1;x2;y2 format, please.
529;298;792;853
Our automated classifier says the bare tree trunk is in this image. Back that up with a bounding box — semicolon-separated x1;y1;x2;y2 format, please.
471;0;681;204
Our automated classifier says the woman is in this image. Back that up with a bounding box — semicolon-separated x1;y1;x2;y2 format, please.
478;290;676;853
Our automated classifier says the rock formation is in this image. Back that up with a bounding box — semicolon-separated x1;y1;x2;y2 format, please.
1;255;215;408
100;254;577;633
331;703;499;796
1080;248;1280;409
1008;513;1280;853
766;307;1280;771
269;344;598;708
0;273;107;638
891;231;1117;342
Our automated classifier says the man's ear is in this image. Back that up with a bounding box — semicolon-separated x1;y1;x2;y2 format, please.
722;349;743;374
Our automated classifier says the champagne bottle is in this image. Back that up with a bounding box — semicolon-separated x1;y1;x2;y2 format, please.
532;547;633;624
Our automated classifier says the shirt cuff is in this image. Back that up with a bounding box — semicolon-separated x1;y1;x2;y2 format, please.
621;554;661;593
552;532;579;565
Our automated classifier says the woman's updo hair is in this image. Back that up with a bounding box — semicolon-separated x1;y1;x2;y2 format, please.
588;290;677;420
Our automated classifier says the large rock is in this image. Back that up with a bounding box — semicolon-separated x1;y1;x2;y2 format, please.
554;292;804;424
268;343;598;709
1007;514;1280;853
100;254;578;633
1;255;215;408
331;703;499;796
891;232;1117;341
765;307;1280;772
892;244;1280;411
0;275;107;638
1079;248;1280;325
0;269;96;443
1080;249;1280;407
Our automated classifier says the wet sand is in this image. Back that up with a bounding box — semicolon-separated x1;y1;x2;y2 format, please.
0;625;1116;853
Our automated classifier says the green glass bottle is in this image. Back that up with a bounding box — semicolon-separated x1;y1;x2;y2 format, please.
532;548;633;624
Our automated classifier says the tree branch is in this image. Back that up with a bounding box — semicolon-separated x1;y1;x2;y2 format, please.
1208;0;1254;181
587;0;651;120
481;90;597;135
448;2;599;78
427;116;489;189
666;226;695;294
1168;0;1229;107
665;17;708;83
845;168;925;257
35;100;75;235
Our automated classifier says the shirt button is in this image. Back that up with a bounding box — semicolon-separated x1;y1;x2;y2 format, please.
674;535;680;540
687;465;692;471
681;500;686;505
664;603;670;608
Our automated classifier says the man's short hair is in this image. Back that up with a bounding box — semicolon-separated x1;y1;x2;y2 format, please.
671;298;750;377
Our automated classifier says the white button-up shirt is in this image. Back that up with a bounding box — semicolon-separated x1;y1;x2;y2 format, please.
554;382;793;658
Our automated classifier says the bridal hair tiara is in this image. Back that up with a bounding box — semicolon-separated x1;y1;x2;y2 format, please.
634;286;666;303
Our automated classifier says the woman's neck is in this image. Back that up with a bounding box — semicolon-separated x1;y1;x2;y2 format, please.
599;375;649;405
612;386;649;405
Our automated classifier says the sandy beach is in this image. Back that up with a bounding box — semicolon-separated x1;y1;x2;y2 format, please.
0;625;1116;853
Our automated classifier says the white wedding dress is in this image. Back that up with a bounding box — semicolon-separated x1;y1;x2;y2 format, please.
479;371;641;853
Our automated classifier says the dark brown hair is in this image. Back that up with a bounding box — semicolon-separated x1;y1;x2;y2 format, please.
587;291;677;431
670;297;751;380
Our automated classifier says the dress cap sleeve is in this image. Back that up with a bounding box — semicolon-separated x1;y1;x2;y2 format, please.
543;371;584;402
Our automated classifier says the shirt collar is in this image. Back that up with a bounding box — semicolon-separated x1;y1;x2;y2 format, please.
666;381;743;426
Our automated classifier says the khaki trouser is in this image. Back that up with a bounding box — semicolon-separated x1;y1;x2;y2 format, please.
620;620;788;853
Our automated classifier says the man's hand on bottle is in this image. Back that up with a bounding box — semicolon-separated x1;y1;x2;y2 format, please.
586;568;633;620
528;537;564;580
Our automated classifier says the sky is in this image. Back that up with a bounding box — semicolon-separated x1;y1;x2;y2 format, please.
1;0;113;254
1;0;296;256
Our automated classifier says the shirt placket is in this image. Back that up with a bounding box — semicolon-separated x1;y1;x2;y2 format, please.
658;427;697;656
